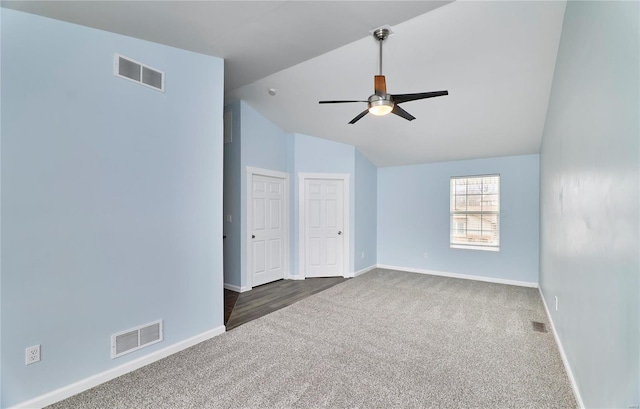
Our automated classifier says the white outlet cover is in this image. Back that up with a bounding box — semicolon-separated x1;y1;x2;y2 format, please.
26;344;41;365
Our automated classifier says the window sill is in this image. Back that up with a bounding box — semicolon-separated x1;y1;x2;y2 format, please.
450;244;500;252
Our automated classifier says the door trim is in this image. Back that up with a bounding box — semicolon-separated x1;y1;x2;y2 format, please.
298;173;350;279
246;166;290;289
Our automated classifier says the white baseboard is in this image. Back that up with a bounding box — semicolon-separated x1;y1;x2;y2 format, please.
223;283;251;293
286;275;305;281
376;264;538;288
538;288;585;408
343;272;354;278
354;265;377;277
12;326;226;409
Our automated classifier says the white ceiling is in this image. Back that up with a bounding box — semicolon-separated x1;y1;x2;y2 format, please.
2;1;566;167
229;1;566;166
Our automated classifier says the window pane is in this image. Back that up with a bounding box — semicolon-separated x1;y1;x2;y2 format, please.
482;194;499;211
466;230;483;243
451;225;469;244
481;230;498;245
482;214;499;229
467;195;481;211
451;236;466;245
467;178;482;194
454;196;466;211
483;176;499;194
451;215;466;237
452;214;467;221
451;216;466;231
454;179;467;195
467;215;481;230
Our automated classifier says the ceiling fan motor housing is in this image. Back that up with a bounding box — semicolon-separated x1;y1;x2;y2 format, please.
374;75;387;96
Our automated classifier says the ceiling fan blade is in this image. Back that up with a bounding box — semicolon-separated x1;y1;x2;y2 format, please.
374;75;387;96
391;90;449;104
391;104;416;121
348;109;369;124
319;100;367;104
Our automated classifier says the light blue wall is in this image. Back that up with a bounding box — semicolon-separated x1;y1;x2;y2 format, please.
223;101;242;287
240;102;289;174
539;2;639;407
354;150;377;272
377;154;540;284
239;102;288;287
225;106;363;288
292;133;356;176
0;6;3;402
292;134;356;276
1;10;224;407
230;111;539;285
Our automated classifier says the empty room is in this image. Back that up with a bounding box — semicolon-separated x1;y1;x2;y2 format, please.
1;1;638;408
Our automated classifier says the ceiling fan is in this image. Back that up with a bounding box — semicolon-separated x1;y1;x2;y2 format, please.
319;27;448;124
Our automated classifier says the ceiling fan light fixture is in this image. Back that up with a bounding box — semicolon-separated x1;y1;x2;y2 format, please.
368;98;393;116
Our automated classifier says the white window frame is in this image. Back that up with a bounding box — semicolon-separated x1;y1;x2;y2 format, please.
450;174;500;252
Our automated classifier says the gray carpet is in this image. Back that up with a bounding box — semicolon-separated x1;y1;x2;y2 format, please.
48;269;577;408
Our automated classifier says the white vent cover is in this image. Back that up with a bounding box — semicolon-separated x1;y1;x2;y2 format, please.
111;320;163;359
114;54;164;92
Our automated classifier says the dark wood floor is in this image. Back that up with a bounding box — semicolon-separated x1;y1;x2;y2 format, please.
224;277;348;330
224;290;240;324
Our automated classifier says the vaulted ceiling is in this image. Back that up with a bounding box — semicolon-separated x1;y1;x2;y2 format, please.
2;1;566;167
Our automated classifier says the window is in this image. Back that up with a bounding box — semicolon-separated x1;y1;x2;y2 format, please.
450;175;500;251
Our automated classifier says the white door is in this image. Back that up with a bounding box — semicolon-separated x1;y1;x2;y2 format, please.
251;175;285;287
304;179;344;277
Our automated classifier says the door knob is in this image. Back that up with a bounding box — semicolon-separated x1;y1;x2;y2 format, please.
338;231;342;235
252;234;255;239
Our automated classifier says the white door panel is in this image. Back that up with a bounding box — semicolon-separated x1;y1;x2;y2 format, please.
252;175;285;287
304;179;344;277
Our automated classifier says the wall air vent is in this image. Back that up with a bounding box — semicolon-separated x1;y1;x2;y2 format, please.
114;54;164;92
111;320;163;359
223;110;233;143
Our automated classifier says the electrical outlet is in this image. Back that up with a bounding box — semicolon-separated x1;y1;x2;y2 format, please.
361;252;365;259
423;252;429;259
555;296;558;311
25;345;40;365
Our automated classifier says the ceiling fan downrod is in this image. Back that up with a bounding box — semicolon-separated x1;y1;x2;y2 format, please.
373;27;390;76
372;28;390;100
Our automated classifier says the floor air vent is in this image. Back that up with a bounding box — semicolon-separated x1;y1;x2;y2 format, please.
531;321;548;333
111;320;163;359
114;54;164;92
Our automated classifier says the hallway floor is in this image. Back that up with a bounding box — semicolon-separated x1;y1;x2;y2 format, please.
224;276;348;330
